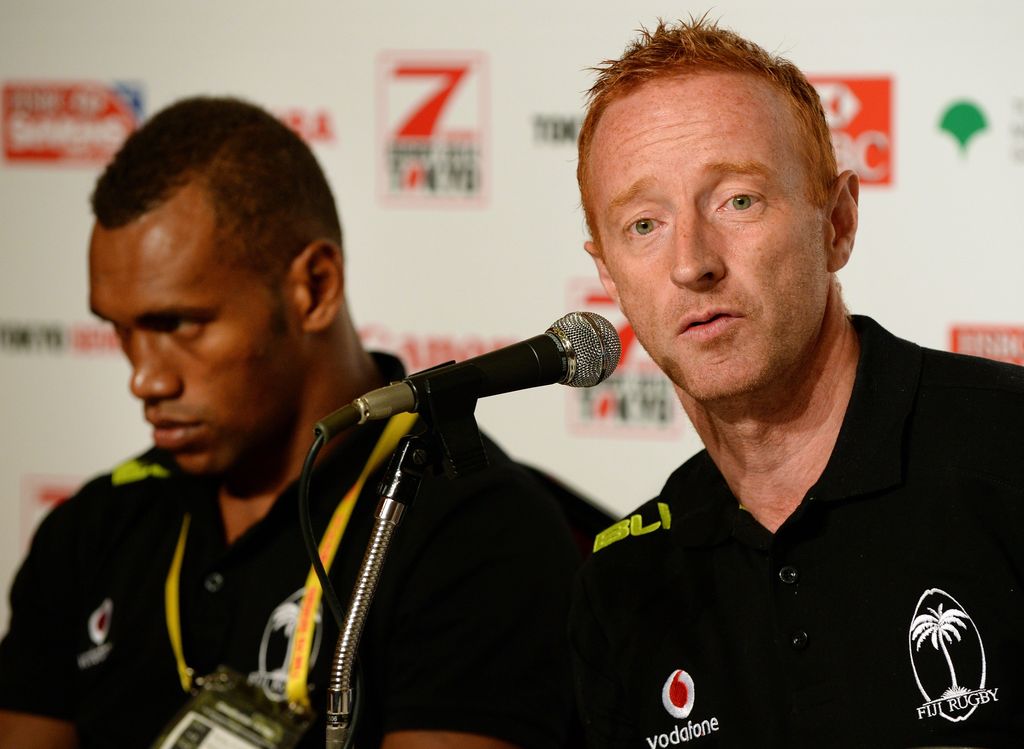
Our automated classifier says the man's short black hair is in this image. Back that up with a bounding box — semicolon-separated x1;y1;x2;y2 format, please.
91;96;342;277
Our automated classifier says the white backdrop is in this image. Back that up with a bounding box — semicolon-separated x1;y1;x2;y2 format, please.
2;0;1023;632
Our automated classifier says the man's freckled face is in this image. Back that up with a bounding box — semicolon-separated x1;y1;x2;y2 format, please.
584;72;832;404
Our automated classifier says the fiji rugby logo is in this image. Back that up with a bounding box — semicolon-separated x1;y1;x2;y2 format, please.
250;588;323;701
909;588;999;721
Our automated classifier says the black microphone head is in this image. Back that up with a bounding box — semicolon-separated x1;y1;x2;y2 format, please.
547;311;622;387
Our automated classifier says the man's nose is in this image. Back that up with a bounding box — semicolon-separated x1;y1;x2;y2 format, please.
126;335;182;401
669;220;726;290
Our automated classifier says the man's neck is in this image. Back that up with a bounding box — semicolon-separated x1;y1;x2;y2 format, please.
680;302;860;533
216;344;385;545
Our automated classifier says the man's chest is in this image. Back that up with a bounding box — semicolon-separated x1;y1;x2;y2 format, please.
607;480;1024;747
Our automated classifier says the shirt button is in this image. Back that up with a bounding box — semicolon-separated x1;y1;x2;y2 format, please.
790;630;809;650
204;572;224;593
778;566;799;585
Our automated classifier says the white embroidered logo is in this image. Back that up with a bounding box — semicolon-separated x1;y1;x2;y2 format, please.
77;598;113;669
88;597;112;645
645;669;722;746
249;587;322;701
908;587;999;721
661;669;695;719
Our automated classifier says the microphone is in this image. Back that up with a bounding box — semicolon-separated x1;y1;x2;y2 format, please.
316;312;621;440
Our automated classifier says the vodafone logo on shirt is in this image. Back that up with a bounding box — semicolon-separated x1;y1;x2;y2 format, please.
646;668;721;746
77;598;114;670
810;77;893;186
88;598;113;646
662;669;695;718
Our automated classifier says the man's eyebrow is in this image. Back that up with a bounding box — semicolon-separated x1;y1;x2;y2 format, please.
607;176;657;213
704;160;772;179
606;161;772;214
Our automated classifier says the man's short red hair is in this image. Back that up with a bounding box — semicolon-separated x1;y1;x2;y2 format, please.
578;17;837;245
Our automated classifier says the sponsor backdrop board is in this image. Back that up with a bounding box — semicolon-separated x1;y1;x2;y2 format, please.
1;0;1022;631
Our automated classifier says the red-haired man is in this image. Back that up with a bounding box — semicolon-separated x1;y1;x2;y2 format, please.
570;17;1024;748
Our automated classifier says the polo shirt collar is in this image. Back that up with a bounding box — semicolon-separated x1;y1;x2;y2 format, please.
811;315;921;502
667;315;922;548
267;350;409;521
168;352;410;554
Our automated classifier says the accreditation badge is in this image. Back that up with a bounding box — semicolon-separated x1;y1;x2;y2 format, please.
151;666;313;749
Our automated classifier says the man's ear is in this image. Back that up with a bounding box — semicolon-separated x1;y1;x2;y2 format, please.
285;239;345;332
826;169;859;273
585;239;621;309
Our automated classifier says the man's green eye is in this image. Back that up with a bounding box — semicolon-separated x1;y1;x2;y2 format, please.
633;219;655;235
731;195;753;210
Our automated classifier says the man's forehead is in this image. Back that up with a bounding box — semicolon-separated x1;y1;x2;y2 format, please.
598;71;791;132
588;72;804;191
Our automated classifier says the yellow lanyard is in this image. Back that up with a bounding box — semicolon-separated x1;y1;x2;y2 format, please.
164;413;419;707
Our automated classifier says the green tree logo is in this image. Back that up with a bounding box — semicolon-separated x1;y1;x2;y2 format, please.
939;101;988;154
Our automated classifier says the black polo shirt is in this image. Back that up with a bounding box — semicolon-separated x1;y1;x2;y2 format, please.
570;317;1024;748
0;354;582;749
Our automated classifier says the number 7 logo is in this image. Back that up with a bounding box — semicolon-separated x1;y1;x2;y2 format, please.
393;66;468;138
378;52;489;205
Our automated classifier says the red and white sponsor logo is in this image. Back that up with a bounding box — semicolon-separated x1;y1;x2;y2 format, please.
3;81;142;164
662;669;696;719
88;598;113;646
810;77;893;186
359;323;515;374
0;320;121;356
950;325;1024;365
79;595;114;669
275;107;337;144
377;51;489;205
647;668;721;745
69;322;121;355
19;474;79;548
565;279;683;439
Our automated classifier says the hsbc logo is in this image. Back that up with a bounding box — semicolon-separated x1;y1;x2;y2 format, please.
377;52;488;206
3;81;143;164
817;81;861;129
810;77;893;186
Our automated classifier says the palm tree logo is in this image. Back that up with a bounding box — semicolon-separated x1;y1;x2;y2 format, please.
911;603;970;698
256;588;323;701
907;588;988;723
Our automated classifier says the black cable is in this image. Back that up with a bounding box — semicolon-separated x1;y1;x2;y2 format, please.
298;430;346;628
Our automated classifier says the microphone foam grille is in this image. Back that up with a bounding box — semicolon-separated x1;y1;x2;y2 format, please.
550;311;622;387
